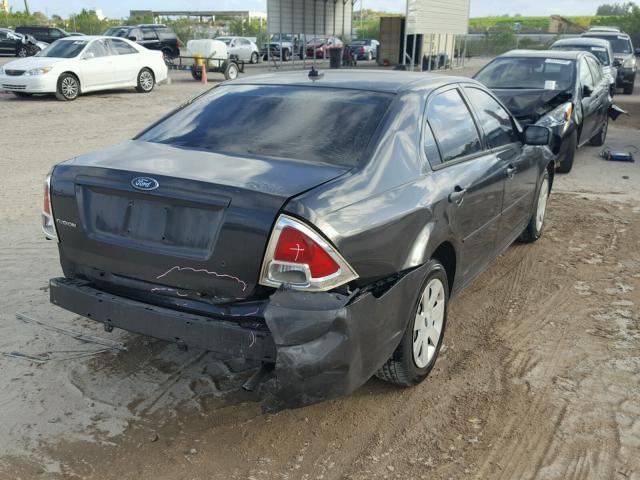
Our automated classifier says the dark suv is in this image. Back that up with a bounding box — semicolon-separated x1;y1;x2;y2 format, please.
0;28;41;56
583;29;637;94
103;24;181;63
15;26;70;44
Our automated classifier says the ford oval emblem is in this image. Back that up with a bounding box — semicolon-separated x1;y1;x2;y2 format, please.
131;177;159;191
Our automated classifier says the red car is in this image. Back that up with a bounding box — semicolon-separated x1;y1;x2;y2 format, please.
305;37;343;59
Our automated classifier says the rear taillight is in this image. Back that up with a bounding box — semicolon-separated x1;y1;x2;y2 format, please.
42;175;57;240
359;47;365;53
259;215;358;291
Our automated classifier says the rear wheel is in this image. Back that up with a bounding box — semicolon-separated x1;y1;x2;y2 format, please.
519;169;550;243
556;129;577;173
250;52;259;64
191;66;202;80
17;46;28;57
55;73;80;101
589;118;608;147
282;49;290;62
367;51;373;61
135;68;155;93
162;50;174;67
376;261;448;387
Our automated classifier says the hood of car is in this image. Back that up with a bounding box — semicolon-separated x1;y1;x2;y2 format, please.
492;88;574;124
3;56;69;71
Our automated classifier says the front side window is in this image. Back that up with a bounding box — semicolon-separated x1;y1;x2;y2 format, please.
427;89;482;164
108;39;138;55
465;88;519;149
141;28;157;41
85;40;110;58
476;57;576;91
49;28;63;39
137;85;393;167
579;58;595;89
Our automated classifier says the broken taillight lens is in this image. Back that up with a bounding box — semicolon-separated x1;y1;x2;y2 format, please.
42;175;57;240
259;215;358;291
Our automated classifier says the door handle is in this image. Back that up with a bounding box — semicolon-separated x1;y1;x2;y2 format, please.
506;165;518;179
448;186;467;206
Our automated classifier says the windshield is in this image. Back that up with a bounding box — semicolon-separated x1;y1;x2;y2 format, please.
104;27;129;37
138;85;393;167
36;40;88;58
552;45;610;65
587;34;633;54
476;57;576;90
270;34;292;42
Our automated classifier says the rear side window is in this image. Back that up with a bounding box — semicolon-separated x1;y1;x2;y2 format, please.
426;89;482;164
138;85;393;167
465;88;519;149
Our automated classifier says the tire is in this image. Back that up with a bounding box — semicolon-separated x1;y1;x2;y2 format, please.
12;91;32;98
250;52;259;64
55;73;80;101
556;129;577;173
282;49;290;62
191;66;202;81
376;261;448;387
17;46;28;57
623;82;634;95
519;169;550;243
162;50;174;67
224;62;239;80
367;51;373;61
589;118;608;147
135;68;155;93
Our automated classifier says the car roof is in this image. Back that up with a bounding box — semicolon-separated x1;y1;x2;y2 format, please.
227;69;479;94
552;37;611;48
584;31;630;38
497;49;583;60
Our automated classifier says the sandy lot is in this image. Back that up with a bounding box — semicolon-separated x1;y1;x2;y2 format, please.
0;58;639;479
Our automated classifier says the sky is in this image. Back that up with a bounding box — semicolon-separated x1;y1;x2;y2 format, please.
12;0;607;19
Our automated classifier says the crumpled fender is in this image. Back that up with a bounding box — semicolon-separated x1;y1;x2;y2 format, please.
259;264;429;412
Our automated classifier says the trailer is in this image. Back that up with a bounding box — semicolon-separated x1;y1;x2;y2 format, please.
181;39;245;81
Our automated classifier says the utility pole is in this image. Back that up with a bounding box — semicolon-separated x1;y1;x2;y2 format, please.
360;0;363;37
23;0;30;16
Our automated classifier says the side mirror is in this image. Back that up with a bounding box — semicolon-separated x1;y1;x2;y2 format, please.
83;51;95;60
582;85;593;97
613;59;622;67
128;36;138;42
524;125;551;146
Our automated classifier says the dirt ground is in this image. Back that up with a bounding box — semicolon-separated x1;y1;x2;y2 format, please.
0;59;639;480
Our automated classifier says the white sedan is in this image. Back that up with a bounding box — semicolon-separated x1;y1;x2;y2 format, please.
0;35;168;100
215;36;260;64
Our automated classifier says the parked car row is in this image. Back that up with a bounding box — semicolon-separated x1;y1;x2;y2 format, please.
103;24;181;64
260;33;378;61
0;36;167;100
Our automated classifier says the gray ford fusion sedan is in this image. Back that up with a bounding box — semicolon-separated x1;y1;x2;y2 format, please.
44;70;554;411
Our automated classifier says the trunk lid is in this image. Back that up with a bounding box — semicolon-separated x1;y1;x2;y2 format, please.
52;140;349;301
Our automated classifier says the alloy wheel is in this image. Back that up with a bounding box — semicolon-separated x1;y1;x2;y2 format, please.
140;70;154;91
412;278;446;368
61;76;79;99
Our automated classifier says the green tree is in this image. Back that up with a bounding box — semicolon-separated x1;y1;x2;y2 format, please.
596;2;636;15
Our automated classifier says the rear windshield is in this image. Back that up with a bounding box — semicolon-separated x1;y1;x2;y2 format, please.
586;34;633;54
138;85;393;167
476;57;576;91
552;45;610;65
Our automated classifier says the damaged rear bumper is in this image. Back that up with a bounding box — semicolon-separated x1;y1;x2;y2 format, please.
50;265;426;411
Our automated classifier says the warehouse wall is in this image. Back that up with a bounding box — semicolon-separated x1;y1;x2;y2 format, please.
267;0;353;36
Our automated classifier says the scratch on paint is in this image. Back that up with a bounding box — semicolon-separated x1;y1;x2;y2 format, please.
151;287;189;297
248;331;256;348
156;266;247;292
225;307;260;318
